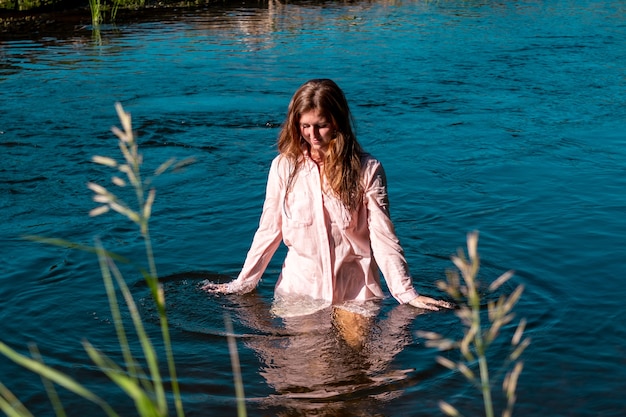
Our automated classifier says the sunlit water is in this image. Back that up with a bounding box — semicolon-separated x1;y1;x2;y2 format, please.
1;0;625;415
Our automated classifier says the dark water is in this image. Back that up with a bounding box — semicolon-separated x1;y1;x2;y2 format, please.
1;0;625;415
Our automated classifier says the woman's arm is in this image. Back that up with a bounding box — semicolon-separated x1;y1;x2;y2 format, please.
364;158;453;310
202;157;284;294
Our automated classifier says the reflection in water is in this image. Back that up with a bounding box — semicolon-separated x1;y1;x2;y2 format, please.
142;273;431;415
227;291;426;416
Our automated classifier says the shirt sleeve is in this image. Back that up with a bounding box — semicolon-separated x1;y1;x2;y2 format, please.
364;159;419;304
228;156;284;293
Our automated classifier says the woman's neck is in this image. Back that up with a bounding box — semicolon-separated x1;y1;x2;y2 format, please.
310;149;325;164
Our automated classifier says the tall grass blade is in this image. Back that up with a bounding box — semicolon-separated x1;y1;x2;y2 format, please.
97;245;166;412
22;236;131;265
0;342;119;417
28;345;67;417
95;240;140;385
224;313;247;417
83;342;161;416
0;382;33;417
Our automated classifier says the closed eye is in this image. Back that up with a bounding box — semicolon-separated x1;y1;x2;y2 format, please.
301;123;329;129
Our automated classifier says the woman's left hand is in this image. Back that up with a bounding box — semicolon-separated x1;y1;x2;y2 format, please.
408;295;455;311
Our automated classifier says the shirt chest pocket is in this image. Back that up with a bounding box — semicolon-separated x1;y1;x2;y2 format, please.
283;190;314;227
324;195;354;230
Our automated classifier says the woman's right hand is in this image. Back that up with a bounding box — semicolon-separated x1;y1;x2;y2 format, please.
200;281;230;294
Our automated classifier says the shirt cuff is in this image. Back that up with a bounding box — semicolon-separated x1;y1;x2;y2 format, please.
395;288;420;304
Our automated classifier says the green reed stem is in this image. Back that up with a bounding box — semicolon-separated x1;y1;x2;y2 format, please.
97;238;138;384
473;309;494;417
0;381;33;417
224;314;247;417
28;345;67;417
97;243;165;406
88;0;101;26
0;342;120;417
142;229;184;417
467;265;494;417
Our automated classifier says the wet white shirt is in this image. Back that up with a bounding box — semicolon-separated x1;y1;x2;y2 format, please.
228;152;419;308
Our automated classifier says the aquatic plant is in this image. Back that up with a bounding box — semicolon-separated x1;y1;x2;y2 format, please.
417;231;530;417
89;0;102;26
0;103;194;417
88;0;144;27
87;102;190;417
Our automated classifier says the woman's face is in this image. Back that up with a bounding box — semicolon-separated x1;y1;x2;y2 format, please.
299;110;335;156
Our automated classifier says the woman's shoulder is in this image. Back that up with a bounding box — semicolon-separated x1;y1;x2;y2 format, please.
360;153;384;170
270;153;302;175
271;153;291;168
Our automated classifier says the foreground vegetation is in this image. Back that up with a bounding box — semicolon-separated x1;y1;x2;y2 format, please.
418;231;529;417
0;104;527;417
0;103;191;417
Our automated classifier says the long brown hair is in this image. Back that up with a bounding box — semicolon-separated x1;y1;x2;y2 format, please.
277;79;364;212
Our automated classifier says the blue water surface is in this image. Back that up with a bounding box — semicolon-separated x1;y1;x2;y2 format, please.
1;0;625;416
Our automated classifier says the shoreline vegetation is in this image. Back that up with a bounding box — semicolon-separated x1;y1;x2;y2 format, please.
0;0;361;40
0;0;268;39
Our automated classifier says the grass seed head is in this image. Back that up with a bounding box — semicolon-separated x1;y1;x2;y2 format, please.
89;206;110;217
92;155;118;168
439;401;462;417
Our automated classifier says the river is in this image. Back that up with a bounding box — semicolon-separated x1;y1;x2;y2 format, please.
1;0;625;416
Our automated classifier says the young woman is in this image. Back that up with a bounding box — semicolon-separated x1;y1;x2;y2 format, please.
202;79;452;314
